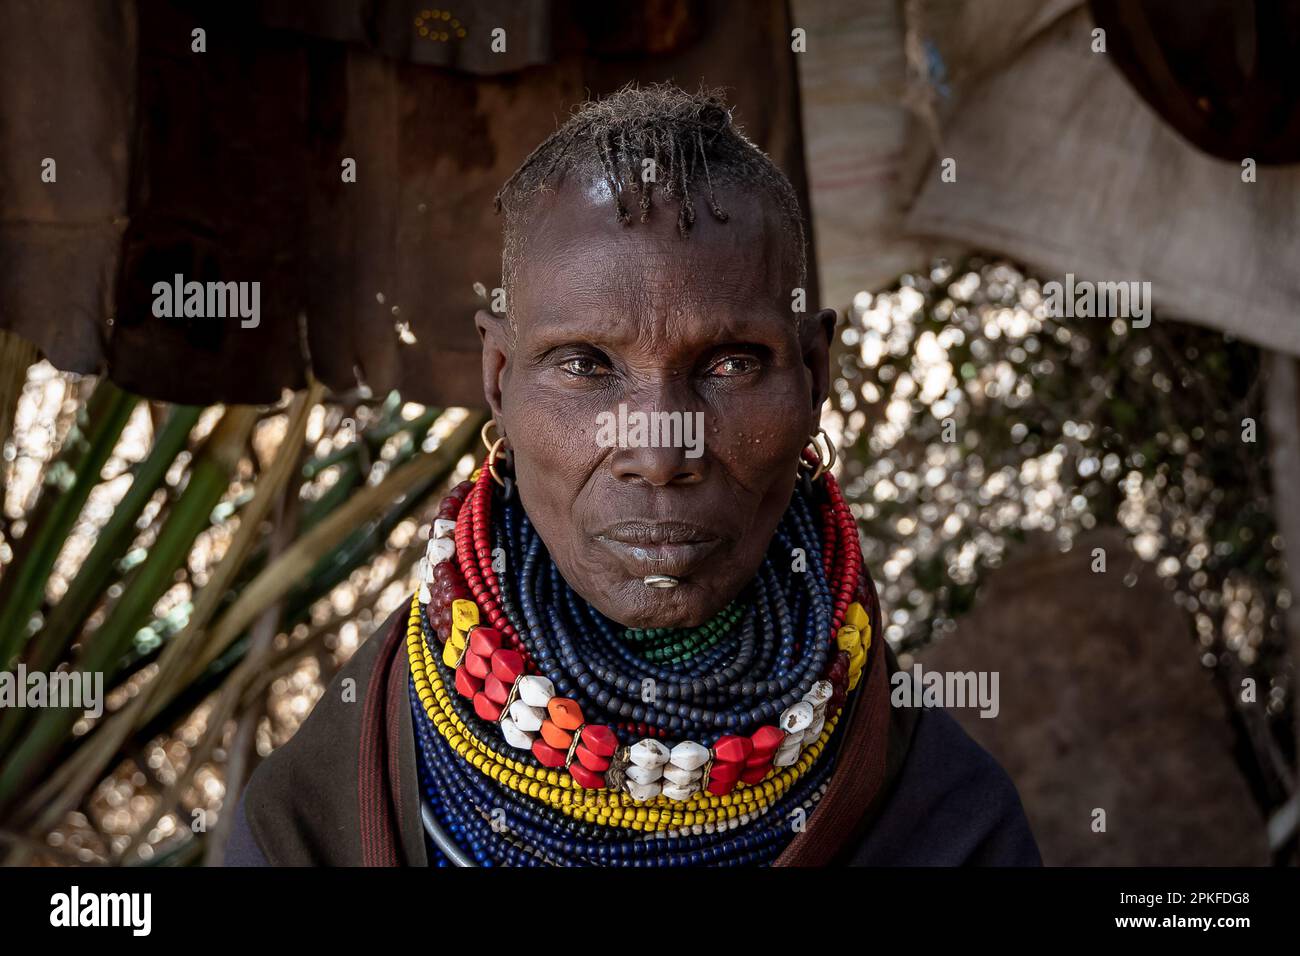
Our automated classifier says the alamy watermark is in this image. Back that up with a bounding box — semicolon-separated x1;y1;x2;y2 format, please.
890;663;1000;718
151;273;260;328
1042;273;1151;328
0;665;103;719
595;403;704;459
50;886;151;936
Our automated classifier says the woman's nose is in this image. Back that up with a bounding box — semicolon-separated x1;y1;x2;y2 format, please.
604;401;707;487
610;441;705;487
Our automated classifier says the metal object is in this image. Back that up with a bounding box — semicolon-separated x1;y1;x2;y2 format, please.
421;800;478;867
643;574;680;589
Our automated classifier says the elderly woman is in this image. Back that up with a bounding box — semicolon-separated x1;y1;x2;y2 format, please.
226;84;1039;867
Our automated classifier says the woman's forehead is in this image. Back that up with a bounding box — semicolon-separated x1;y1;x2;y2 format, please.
510;177;795;326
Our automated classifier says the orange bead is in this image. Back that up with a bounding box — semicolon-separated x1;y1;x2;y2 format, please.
547;697;584;730
540;719;573;750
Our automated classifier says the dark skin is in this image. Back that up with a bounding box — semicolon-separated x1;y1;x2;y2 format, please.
476;172;835;629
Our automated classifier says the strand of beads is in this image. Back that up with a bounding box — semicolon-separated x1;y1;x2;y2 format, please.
414;465;869;813
408;596;844;830
620;602;743;663
497;490;837;740
413;673;837;866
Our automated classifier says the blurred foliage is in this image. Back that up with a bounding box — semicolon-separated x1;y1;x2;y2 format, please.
0;365;484;864
826;256;1291;787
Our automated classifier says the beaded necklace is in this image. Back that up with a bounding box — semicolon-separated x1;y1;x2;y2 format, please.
409;462;872;866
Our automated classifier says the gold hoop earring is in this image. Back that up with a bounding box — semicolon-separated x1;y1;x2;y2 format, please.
798;427;836;482
481;419;508;488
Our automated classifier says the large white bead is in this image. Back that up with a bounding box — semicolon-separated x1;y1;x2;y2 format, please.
427;536;455;567
434;518;458;539
629;738;671;769
625;763;663;786
668;740;709;771
805;715;826;741
662;764;702;786
417;557;433;585
499;717;534;750
625;779;662;801
418;582;431;604
508;699;545;732
779;701;815;734
661;781;699;802
803;680;833;708
516;675;555;707
773;738;804;767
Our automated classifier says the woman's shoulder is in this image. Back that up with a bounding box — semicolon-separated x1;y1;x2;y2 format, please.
848;704;1043;866
220;599;417;866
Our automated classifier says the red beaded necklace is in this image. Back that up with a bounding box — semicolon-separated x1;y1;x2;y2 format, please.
421;457;869;795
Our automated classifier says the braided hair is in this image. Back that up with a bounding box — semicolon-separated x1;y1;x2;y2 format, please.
494;83;808;316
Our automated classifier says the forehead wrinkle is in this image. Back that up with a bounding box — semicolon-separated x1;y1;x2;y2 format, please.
512;184;796;351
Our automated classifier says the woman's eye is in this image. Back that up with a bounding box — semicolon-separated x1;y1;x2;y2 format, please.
709;355;760;377
561;356;604;377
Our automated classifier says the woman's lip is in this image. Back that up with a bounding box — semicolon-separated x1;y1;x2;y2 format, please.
593;536;722;577
596;520;722;546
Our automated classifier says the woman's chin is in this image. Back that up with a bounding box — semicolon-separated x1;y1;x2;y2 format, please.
583;576;732;630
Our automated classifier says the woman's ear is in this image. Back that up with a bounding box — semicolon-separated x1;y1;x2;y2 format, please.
474;308;508;423
799;307;838;419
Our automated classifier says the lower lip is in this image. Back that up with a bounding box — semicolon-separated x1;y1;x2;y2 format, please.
594;537;721;578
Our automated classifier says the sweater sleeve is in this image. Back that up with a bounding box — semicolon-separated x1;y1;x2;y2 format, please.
846;707;1042;866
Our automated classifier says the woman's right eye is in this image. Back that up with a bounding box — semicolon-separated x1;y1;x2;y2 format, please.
561;356;604;377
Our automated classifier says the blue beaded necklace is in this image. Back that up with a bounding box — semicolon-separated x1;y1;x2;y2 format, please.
411;479;857;867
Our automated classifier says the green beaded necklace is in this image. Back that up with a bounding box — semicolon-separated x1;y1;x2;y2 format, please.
621;602;743;663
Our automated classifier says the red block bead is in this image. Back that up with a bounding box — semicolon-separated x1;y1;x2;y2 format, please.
705;775;737;796
463;649;491;680
713;735;752;764
491;648;525;683
483;673;511;706
568;762;605;790
575;743;610;773
740;764;770;785
581;724;618;757
454;667;482;699
532;738;567;768
750;725;784;757
708;760;742;785
469;626;502;657
473;692;503;722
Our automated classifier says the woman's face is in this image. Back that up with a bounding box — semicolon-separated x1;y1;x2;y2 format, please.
477;174;834;629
